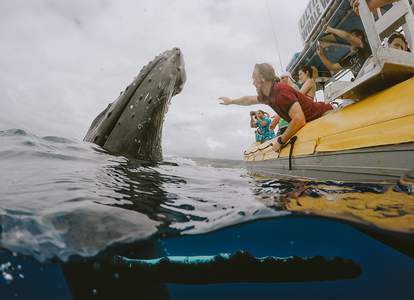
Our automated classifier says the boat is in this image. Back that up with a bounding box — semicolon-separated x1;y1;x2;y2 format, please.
244;0;414;182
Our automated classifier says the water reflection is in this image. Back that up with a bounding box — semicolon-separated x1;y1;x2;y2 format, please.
254;177;414;234
103;159;204;226
253;171;414;259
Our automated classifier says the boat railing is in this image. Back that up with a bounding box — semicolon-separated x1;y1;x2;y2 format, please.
324;0;414;103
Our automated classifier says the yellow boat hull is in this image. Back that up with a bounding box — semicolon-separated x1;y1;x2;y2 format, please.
244;76;414;181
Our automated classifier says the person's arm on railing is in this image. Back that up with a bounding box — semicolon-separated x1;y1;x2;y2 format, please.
349;0;400;15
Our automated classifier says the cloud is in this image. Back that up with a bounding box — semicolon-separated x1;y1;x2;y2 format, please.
0;0;310;160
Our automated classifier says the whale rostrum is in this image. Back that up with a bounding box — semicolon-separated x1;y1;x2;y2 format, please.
84;48;186;161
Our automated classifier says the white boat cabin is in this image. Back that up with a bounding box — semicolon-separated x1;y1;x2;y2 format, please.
287;0;414;104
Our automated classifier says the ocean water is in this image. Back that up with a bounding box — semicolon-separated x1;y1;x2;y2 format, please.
0;128;413;299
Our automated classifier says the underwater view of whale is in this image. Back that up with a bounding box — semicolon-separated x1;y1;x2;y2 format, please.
113;250;362;284
84;47;186;161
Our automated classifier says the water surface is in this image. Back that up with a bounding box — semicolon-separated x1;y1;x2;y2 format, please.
0;129;413;299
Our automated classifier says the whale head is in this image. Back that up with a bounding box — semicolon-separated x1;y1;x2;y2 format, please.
84;47;186;161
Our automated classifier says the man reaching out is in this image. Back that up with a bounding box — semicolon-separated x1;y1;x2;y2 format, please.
219;63;333;152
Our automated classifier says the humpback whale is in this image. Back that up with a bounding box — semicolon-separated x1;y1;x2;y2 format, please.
84;48;186;161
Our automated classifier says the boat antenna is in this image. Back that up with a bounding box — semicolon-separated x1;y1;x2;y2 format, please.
265;0;284;73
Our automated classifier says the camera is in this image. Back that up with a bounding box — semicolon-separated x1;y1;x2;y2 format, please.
250;111;256;116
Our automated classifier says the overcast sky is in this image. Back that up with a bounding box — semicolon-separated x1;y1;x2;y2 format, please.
1;0;313;160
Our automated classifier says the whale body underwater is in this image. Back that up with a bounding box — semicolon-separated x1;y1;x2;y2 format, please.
84;47;186;161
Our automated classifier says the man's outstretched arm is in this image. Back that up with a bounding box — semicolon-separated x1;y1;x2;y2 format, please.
219;96;260;106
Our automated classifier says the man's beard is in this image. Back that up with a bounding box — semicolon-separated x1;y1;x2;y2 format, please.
255;83;262;94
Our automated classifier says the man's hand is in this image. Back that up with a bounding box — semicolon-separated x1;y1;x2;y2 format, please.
269;115;279;131
272;138;282;152
218;97;232;105
316;44;323;57
349;0;360;15
322;24;331;34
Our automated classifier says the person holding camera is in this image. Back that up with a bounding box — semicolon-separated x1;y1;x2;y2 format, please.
250;111;263;143
250;110;275;143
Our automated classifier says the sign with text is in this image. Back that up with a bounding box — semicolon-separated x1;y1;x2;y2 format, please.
299;0;335;44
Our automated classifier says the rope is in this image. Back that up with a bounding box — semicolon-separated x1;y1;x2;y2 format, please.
265;0;284;72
